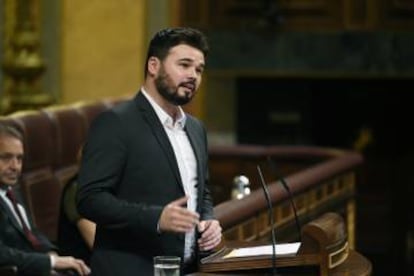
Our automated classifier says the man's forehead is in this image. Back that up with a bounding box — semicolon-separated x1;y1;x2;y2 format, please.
0;136;24;148
168;44;205;63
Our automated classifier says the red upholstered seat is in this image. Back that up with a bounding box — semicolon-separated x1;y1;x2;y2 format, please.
0;96;129;242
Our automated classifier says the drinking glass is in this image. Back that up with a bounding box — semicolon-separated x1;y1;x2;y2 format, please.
153;256;180;276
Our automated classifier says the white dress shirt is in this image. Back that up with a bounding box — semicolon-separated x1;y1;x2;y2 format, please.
141;89;198;263
0;187;32;230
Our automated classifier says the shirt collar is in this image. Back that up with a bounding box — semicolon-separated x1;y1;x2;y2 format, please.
0;185;10;197
141;87;186;130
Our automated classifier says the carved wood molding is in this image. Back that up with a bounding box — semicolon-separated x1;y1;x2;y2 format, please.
210;145;363;248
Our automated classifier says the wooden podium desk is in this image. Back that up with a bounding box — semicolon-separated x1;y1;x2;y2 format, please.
189;213;372;276
188;249;371;276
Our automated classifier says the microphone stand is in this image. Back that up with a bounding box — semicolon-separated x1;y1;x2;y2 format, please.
267;157;302;242
257;165;279;276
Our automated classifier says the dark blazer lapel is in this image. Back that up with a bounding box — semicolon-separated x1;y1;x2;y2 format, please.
185;119;205;201
134;92;184;190
0;196;27;237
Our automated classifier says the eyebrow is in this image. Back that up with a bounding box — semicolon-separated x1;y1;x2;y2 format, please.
178;58;205;68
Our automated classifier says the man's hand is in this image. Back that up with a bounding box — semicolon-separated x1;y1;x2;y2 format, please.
198;219;222;251
53;256;91;275
159;196;200;233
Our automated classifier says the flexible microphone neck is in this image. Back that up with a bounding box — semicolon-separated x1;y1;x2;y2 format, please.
267;157;302;242
257;165;278;275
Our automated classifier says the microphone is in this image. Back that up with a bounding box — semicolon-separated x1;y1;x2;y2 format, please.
267;157;302;242
257;165;278;275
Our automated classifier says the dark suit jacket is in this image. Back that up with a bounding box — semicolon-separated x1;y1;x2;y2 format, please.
0;189;57;276
77;92;215;276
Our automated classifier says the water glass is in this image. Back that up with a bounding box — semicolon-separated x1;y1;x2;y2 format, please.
153;256;180;276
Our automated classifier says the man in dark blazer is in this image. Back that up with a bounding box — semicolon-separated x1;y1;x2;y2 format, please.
0;124;91;276
77;27;222;275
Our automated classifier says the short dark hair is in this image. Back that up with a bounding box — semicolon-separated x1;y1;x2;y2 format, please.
0;124;23;142
144;27;209;77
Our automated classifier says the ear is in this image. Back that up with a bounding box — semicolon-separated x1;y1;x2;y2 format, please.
147;57;160;77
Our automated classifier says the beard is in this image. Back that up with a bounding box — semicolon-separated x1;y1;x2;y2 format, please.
155;67;195;106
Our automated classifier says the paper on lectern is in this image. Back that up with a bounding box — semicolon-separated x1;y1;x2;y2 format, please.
223;242;301;259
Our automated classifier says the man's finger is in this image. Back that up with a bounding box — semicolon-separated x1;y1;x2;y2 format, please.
173;209;197;222
170;196;188;206
175;220;196;233
172;204;199;219
200;222;214;237
202;237;221;251
199;233;222;251
200;226;219;243
199;220;220;236
198;221;206;232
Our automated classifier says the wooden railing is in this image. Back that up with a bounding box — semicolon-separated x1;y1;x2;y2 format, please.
209;145;363;249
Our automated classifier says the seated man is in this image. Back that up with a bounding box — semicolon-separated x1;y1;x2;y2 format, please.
0;124;91;276
58;173;95;265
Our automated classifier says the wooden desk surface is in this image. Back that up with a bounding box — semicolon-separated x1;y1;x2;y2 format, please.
187;250;372;276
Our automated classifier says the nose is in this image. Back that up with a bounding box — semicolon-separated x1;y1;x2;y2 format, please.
9;157;21;170
187;67;198;80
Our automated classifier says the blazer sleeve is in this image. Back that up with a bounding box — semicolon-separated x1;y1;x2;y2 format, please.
193;117;215;221
202;135;215;221
76;111;162;238
0;239;51;275
31;228;58;253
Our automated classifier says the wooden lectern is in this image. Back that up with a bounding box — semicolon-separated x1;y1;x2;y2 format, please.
198;213;371;275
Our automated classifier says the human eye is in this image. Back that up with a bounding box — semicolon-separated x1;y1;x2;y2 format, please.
179;62;190;68
0;153;13;162
196;67;204;74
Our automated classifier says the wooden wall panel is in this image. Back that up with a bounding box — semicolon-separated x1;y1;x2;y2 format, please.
177;0;414;31
277;0;344;30
380;0;414;29
178;0;209;28
179;0;345;30
344;0;378;30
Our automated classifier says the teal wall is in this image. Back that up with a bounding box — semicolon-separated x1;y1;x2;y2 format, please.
207;30;414;75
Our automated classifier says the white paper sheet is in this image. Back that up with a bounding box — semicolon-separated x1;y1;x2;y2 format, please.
223;242;301;259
